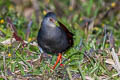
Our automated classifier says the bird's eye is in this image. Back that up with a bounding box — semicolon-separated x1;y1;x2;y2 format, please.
49;18;53;22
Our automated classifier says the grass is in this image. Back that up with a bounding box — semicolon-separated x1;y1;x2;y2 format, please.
0;0;120;79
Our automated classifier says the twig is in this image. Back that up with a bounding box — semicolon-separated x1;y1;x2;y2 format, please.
70;0;76;9
111;48;120;76
26;20;32;40
31;0;40;24
66;67;73;80
6;17;17;33
6;17;25;47
78;63;85;80
109;31;115;49
101;26;108;50
3;52;7;80
106;73;120;80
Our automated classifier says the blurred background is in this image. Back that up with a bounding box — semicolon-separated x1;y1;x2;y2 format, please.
0;0;120;40
0;0;119;24
0;0;120;80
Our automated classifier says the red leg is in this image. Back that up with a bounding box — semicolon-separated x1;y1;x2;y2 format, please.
60;57;64;67
52;53;62;69
60;56;62;63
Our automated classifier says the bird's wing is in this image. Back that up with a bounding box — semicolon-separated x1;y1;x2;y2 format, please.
58;21;73;46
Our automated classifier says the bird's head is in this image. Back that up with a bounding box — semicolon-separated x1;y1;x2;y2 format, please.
42;12;59;28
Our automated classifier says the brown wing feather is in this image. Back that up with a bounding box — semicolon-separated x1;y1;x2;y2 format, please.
58;21;73;46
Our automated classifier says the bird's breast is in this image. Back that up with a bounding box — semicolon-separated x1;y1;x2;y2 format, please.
43;27;62;39
37;26;69;53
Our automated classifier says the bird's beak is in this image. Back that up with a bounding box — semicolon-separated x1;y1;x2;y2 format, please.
55;21;59;26
50;18;59;26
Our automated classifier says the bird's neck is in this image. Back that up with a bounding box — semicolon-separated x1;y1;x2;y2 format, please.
42;25;57;31
41;24;58;34
40;25;61;39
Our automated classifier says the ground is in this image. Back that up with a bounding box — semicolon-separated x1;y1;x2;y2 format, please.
0;0;120;80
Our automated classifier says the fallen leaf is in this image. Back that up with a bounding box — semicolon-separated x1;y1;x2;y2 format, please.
1;38;16;45
105;59;115;65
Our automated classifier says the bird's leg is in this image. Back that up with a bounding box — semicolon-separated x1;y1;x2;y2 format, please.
60;56;64;67
52;53;62;69
60;57;62;63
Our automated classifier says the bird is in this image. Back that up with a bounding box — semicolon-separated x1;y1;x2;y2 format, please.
37;12;73;69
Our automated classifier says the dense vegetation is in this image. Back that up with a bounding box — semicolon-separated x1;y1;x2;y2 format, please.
0;0;120;79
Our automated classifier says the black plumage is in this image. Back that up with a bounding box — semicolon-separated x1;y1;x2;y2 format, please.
37;12;73;54
37;12;73;69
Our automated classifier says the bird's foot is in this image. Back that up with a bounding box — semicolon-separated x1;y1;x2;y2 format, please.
60;57;64;67
60;64;64;67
